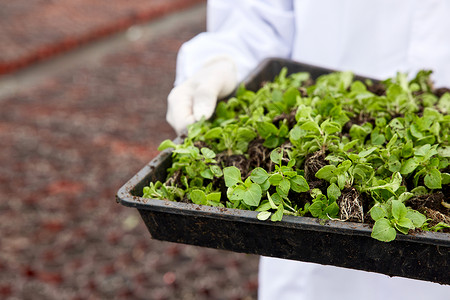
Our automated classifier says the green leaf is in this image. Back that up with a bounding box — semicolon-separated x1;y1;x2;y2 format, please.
278;178;291;196
267;192;278;209
287;159;296;168
278;123;289;138
415;144;432;157
259;178;271;192
272;89;283;102
391;200;407;220
442;173;450;185
308;202;322;218
405;210;426;227
200;169;214;179
281;169;297;178
263;135;280;148
424;169;442;189
371;129;386;145
188;123;202;138
350;124;372;140
359;147;377;158
371;219;397;242
158;139;176;151
366;172;402;193
337;174;346;190
428;222;450;232
206;192;221;202
204;127;222;139
386;134;398;149
310;188;323;199
257;211;271;221
251;167;269;185
223;166;242;187
321;120;341;135
315;165;337;182
388;158;401;173
375;117;387;127
237;127;257;142
438;93;450;113
394;223;411;235
439;158;449;169
290;175;309;193
210;165;223;177
437;146;450;158
283;87;300;108
271;204;284;222
309;198;327;218
370;206;386;221
325;202;339;218
410;124;424;139
270;148;283;165
396;217;414;229
398;192;414;203
289;126;303;141
400;158;419;175
228;185;245;201
389;118;405;131
300;120;321;133
242;183;262;207
201;147;216;159
402;141;414;157
256;201;272;211
190;190;207;205
327;183;341;202
256;122;278;138
269;173;283;185
343;140;359;151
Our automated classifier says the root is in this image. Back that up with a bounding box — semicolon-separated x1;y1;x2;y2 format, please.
304;150;326;181
165;169;181;186
441;201;450;209
423;208;450;226
338;188;364;223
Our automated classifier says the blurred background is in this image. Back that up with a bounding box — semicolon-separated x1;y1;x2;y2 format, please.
0;1;259;299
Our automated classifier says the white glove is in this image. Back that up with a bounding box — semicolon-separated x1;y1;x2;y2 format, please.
166;55;238;135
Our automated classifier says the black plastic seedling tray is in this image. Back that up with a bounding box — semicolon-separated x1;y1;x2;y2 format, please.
117;58;450;285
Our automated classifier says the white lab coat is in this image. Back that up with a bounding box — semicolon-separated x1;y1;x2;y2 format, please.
174;0;450;299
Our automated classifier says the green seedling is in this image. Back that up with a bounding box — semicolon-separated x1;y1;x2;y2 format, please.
143;68;449;241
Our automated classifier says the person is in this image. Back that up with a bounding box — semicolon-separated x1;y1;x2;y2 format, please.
166;1;450;299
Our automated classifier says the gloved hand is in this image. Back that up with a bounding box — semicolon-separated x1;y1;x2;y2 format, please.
166;55;238;135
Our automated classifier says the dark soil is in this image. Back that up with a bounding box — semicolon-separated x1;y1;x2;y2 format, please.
217;153;250;177
216;138;274;179
272;109;297;129
366;82;386;96
434;87;450;98
247;139;272;172
406;191;450;232
342;112;375;134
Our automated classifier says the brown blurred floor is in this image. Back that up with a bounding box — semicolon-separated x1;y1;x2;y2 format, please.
0;0;204;75
0;4;259;300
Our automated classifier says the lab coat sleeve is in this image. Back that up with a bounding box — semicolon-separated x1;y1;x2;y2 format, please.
174;0;295;86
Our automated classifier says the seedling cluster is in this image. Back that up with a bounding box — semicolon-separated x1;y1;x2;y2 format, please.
144;68;450;242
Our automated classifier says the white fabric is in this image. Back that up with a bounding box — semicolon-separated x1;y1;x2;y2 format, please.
258;257;450;300
175;0;295;86
167;55;237;134
172;0;450;298
176;0;450;86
